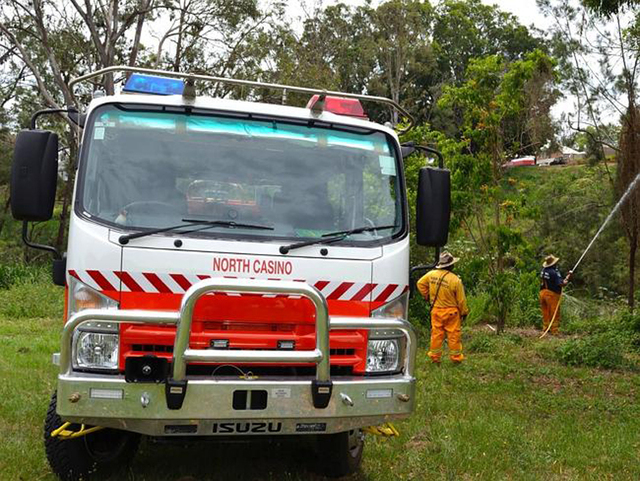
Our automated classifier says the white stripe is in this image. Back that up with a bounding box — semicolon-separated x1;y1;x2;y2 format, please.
76;270;102;291
370;284;389;301
130;272;159;294
157;273;184;294
183;274;201;287
384;285;405;302
339;282;366;301
320;281;343;296
101;271;121;292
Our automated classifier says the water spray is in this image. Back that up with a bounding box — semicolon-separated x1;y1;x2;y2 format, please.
540;171;640;338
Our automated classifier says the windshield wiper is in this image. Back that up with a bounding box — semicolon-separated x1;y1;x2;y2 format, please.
279;224;396;254
119;218;273;244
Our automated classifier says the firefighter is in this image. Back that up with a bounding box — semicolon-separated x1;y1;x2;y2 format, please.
417;251;469;364
539;255;572;335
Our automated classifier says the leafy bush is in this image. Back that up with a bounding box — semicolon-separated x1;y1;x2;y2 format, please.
0;264;48;290
557;331;628;369
508;271;542;327
466;290;491;325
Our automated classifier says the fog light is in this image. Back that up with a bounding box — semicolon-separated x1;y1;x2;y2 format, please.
277;340;295;350
211;339;229;349
366;339;399;373
90;388;123;400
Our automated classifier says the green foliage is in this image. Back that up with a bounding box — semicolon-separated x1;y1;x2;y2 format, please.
558;331;628;369
581;0;640;16
0;264;47;290
0;265;63;319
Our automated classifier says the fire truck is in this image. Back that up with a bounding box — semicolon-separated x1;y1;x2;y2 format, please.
10;67;450;479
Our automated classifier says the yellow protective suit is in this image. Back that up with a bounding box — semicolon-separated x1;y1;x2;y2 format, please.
417;269;469;363
539;289;561;335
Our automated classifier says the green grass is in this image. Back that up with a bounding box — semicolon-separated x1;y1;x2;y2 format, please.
0;283;639;480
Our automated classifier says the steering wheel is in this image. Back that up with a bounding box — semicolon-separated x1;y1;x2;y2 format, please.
117;201;182;226
364;217;378;236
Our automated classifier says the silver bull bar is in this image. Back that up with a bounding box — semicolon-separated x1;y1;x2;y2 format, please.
60;278;417;410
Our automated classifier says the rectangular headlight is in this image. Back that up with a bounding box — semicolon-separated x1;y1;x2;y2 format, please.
72;328;119;372
366;338;400;373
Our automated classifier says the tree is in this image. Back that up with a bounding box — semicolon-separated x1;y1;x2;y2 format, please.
439;50;558;332
0;0;282;253
541;0;640;308
430;0;546;133
368;0;433;124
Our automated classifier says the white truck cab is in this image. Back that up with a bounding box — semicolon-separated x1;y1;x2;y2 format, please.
10;67;451;479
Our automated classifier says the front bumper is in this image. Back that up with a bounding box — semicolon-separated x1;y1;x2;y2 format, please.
57;373;415;436
57;278;417;436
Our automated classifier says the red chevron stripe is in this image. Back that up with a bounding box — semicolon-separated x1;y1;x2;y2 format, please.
170;273;192;291
143;272;172;294
352;283;376;301
71;270;402;303
374;284;398;303
115;271;144;292
87;270;116;291
327;282;354;300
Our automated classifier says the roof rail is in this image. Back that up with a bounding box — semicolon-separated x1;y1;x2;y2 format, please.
68;66;415;134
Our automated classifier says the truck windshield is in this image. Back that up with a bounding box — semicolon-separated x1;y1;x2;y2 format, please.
79;104;404;244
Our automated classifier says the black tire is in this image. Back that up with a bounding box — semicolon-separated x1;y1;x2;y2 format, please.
44;391;140;480
315;429;364;478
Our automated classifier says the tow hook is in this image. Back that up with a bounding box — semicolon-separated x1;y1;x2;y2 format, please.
340;393;354;407
396;393;410;402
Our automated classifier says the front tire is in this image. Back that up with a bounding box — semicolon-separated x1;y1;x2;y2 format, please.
44;391;140;480
316;429;364;478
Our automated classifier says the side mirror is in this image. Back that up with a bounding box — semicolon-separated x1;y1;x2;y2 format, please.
10;130;59;221
416;167;450;247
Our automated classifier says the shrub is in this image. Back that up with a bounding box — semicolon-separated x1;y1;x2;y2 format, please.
557;331;628;369
466;291;491;325
0;264;48;290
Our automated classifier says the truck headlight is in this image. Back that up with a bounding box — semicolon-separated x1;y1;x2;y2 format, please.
68;277;118;318
366;338;400;373
368;293;408;373
72;323;119;372
68;278;120;372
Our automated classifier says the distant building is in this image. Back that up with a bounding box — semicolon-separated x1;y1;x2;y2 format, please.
561;146;586;163
539;146;586;166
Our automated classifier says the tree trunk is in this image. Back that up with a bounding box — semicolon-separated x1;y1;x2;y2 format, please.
54;135;77;253
174;6;185;72
0;196;11;236
629;234;637;312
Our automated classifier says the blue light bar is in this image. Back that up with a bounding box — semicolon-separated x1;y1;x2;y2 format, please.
123;73;184;95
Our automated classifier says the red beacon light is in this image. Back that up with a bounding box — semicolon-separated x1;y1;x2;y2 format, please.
306;95;368;119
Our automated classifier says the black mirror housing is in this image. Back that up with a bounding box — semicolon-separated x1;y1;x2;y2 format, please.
10;130;59;221
416;167;450;247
